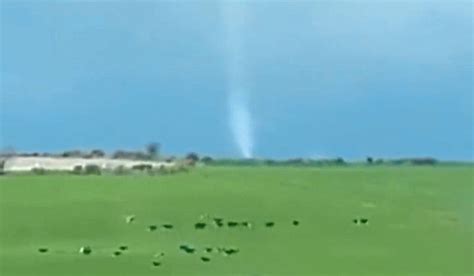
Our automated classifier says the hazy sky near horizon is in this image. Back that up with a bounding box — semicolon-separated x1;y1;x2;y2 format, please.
1;1;472;160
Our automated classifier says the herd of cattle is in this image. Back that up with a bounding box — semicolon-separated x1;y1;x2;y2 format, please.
36;214;302;267
37;214;369;268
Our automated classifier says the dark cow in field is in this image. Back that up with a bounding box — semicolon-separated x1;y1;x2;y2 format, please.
265;222;275;228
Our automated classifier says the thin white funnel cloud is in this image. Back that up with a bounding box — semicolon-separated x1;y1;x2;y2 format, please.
221;3;254;158
228;90;254;158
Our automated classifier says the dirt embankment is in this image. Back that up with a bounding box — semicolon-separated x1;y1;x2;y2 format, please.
3;157;175;172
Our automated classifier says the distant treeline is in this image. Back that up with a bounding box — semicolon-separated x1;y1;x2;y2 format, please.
0;143;164;161
199;157;443;167
0;144;202;169
1;145;468;167
200;158;346;167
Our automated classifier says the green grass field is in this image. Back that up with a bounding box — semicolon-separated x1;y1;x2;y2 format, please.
0;166;472;275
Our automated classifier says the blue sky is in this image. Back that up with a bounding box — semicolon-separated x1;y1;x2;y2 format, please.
1;1;472;160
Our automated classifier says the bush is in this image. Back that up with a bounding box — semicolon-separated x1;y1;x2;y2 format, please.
286;158;305;165
389;158;437;166
112;150;149;160
0;159;5;175
155;165;169;175
84;164;101;175
201;156;213;164
264;159;276;166
72;165;83;175
165;156;175;163
113;165;130;175
148;165;176;176
131;164;152;171
62;150;84;158
31;167;46;175
167;166;178;174
176;163;190;173
411;158;437;166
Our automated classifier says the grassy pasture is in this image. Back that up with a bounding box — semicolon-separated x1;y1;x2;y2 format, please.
0;166;472;275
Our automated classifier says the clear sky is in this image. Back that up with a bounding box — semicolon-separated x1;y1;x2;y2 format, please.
1;1;472;160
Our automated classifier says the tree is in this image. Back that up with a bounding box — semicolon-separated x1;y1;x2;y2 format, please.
90;149;105;158
201;156;214;164
184;152;199;166
112;150;127;159
366;157;373;164
335;157;346;165
146;143;160;160
186;152;199;162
